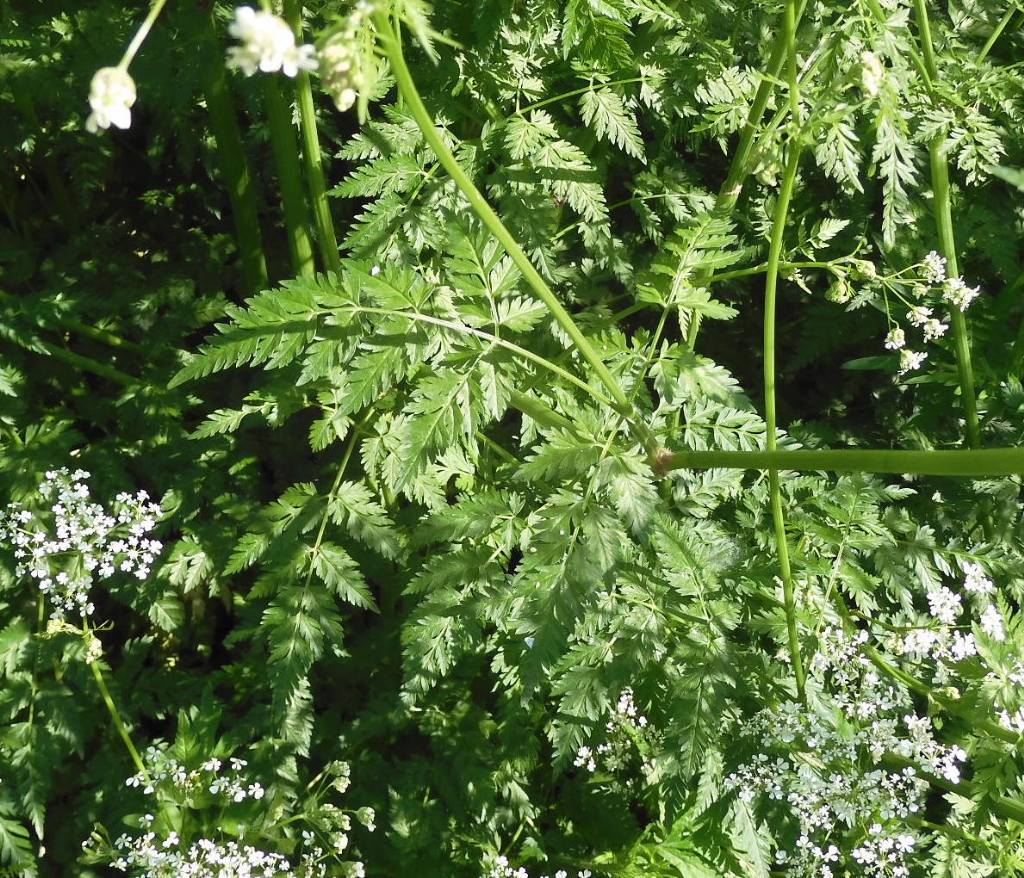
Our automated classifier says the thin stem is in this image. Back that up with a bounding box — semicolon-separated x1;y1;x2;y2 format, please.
373;14;656;455
345;304;616;409
118;0;170;70
911;0;982;451
977;5;1018;63
657;445;1024;477
763;0;806;703
0;289;145;354
262;78;316;277
30;338;136;386
506;76;648;121
87;652;147;776
202;42;270;295
283;0;342;276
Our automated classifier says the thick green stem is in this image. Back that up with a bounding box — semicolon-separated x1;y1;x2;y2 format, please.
202;49;270;295
762;0;806;703
88;656;147;776
283;0;342;276
912;0;982;451
659;445;1024;476
373;14;657;455
262;78;316;277
118;0;170;69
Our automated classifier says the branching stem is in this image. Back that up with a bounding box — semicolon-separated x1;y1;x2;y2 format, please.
373;14;658;457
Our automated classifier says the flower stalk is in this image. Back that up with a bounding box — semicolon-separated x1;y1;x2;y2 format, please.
658;445;1024;477
911;0;982;452
283;0;342;276
763;0;807;703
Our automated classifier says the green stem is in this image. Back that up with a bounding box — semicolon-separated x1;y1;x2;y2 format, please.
283;0;342;276
346;304;616;409
88;654;147;776
118;0;170;70
202;45;270;295
508;390;578;434
912;0;982;451
262;78;316;277
29;338;136;386
373;14;655;454
658;445;1024;477
881;752;1024;823
685;0;808;349
977;5;1018;63
0;289;144;354
762;0;806;703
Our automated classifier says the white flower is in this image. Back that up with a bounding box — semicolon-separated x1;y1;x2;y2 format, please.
963;562;994;595
943;277;980;311
86;67;136;134
884;327;906;350
950;631;977;660
922;251;947;284
927;587;961;625
980;605;1005;641
227;6;317;78
860;51;884;96
922;318;948;341
898;349;927;375
907;305;932;327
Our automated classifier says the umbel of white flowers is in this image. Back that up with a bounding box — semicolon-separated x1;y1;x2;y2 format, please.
86;67;137;133
227;6;317;77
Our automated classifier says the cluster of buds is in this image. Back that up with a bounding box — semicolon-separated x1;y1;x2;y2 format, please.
320;1;375;111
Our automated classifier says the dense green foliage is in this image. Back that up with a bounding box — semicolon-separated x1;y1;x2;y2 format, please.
2;0;1024;875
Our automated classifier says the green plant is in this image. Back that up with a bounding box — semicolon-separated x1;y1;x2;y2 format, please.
1;1;1024;876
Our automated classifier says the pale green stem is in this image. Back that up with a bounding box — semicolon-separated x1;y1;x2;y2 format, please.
760;0;806;704
372;14;657;455
118;0;170;70
283;0;342;275
83;631;147;777
262;78;316;276
977;4;1018;63
911;0;982;451
658;445;1024;476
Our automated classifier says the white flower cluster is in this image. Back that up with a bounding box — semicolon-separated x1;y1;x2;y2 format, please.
109;820;323;878
86;67;137;133
125;750;266;804
0;468;162;620
573;688;656;785
483;856;592;878
320;1;375;112
724;626;980;878
886;251;982;376
227;6;317;78
103;752;367;877
900;561;1006;673
851;824;916;877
